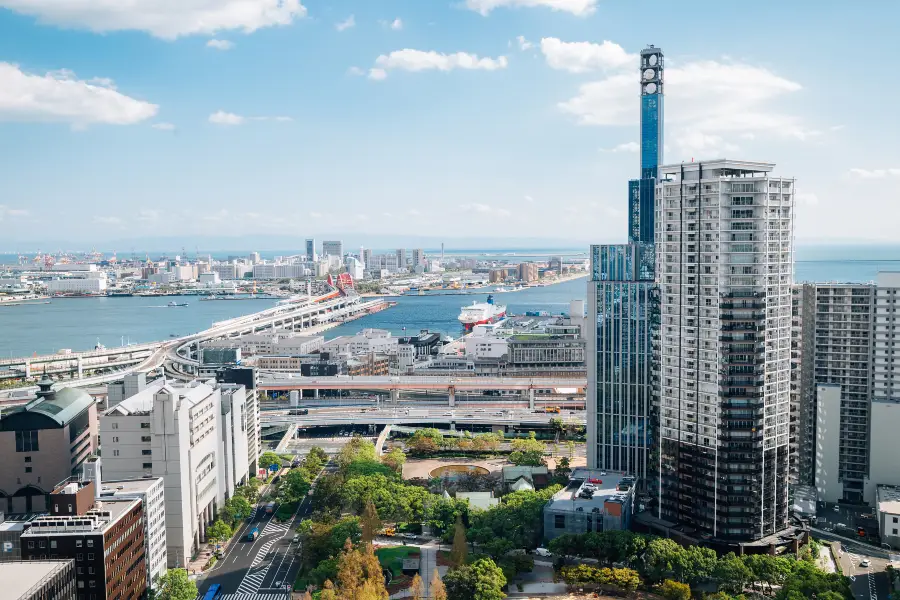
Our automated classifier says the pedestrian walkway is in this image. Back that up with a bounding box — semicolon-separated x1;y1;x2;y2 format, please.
204;594;290;600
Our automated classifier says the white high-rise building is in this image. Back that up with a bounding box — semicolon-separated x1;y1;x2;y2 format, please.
655;159;794;544
322;240;343;258
99;380;252;567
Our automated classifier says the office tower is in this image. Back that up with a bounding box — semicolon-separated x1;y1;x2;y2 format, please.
305;238;317;262
587;243;656;480
628;46;664;245
412;248;425;267
587;47;662;483
656;160;794;544
362;248;372;270
322;240;343;258
396;249;407;271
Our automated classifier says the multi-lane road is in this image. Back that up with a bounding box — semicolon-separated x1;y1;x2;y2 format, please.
197;463;335;600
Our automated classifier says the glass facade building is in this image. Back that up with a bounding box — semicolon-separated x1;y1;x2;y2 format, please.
587;244;657;481
628;46;664;246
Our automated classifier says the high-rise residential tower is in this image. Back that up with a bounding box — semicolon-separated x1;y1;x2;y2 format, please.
322;240;343;258
628;46;664;245
587;46;662;482
655;160;795;544
305;238;317;262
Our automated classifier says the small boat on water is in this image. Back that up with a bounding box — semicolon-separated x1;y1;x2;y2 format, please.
167;301;188;307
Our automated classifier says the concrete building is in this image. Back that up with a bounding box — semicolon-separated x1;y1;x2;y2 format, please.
464;336;508;360
215;368;261;475
870;400;900;504
518;263;538;283
99;381;250;566
322;329;396;356
82;458;167;589
0;379;98;513
46;276;107;294
790;283;816;487
874;272;900;403
322;240;343;258
396;249;407;271
656;159;794;544
0;561;76;600
305;239;317;262
106;373;154;409
543;469;636;541
876;486;900;550
211;264;242;281
21;479;146;600
411;249;425;267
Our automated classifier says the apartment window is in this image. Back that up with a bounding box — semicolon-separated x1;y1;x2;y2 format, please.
27;541;34;549
50;540;56;549
895;529;899;535
24;456;31;463
86;539;93;547
143;463;152;469
554;514;566;529
894;517;898;524
142;449;152;456
87;553;94;560
78;582;84;589
140;422;150;429
112;450;119;457
88;567;94;574
141;436;151;442
24;467;32;473
76;540;83;547
89;581;95;589
111;422;118;430
77;567;83;574
111;437;119;443
15;430;39;453
77;553;83;561
39;541;45;548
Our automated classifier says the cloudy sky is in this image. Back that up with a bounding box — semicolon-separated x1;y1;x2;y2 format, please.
0;0;895;247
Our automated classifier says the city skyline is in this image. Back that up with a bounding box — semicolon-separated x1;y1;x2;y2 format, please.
0;1;897;244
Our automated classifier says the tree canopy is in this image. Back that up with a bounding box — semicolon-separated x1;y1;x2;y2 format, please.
468;486;560;556
281;467;313;503
443;558;506;600
155;569;198;600
259;451;282;471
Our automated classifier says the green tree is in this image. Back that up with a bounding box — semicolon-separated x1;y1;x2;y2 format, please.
468;486;560;553
207;520;232;545
259;451;282;471
673;545;717;586
658;579;691;600
407;429;444;455
281;468;313;503
338;436;377;469
320;580;337;600
553;456;572;483
155;569;198;600
775;560;851;600
564;440;575;458
643;538;682;583
237;481;260;504
714;552;753;595
450;515;468;567
444;559;506;600
431;568;447;600
224;495;253;524
345;460;397;479
549;417;566;441
335;539;389;600
382;447;406;473
297;516;363;568
472;433;501;453
425;496;469;539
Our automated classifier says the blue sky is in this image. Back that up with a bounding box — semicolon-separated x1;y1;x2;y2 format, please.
0;0;896;248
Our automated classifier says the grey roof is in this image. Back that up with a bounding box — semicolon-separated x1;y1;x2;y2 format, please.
5;387;95;426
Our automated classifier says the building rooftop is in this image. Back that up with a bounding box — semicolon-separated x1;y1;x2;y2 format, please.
105;380;215;417
546;468;637;513
877;485;900;515
1;379;94;427
97;477;162;498
0;560;73;600
21;497;139;537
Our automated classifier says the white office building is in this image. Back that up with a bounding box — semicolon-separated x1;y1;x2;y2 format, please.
412;249;425;267
322;329;396;356
656;159;794;543
99;380;252;566
322;240;343;258
46;275;108;294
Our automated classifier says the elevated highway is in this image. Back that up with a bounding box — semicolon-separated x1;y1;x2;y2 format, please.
259;375;587;407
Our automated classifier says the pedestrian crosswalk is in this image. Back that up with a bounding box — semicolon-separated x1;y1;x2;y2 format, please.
204;594;290;600
237;561;272;594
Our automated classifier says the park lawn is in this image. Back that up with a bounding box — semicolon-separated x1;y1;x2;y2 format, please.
375;545;420;577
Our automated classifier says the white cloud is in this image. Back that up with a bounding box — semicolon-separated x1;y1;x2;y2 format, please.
206;39;234;50
559;54;811;157
209;110;245;125
138;209;160;221
371;49;508;79
347;66;365;76
382;212;393;218
516;36;533;51
151;122;175;131
848;168;900;179
335;15;355;32
309;211;323;218
0;0;307;39
0;62;157;126
600;141;639;153
408;209;422;216
93;215;123;225
540;38;634;73
461;203;511;217
465;0;597;16
0;206;29;220
524;195;535;203
390;18;403;30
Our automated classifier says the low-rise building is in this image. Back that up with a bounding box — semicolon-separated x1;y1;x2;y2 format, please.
0;378;99;513
322;329;395;356
346;354;390;376
46;276;107;294
876;486;900;550
0;513;44;562
21;479;146;600
542;469;636;541
0;560;76;600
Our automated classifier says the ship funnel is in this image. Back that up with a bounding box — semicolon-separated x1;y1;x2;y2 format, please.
486;294;494;305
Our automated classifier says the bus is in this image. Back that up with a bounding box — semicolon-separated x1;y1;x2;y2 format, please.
265;501;276;514
247;527;259;541
202;584;223;600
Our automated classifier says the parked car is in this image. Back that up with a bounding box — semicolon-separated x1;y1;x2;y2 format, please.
534;547;552;557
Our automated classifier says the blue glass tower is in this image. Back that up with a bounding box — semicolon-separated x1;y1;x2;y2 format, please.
628;46;664;245
588;46;663;484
